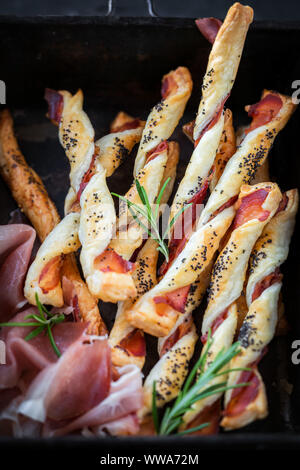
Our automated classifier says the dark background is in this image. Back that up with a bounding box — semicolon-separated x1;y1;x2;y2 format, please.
0;0;300;20
1;0;300;458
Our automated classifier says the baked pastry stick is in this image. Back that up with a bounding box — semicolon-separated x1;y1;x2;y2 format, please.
109;143;179;368
170;3;252;222
221;189;298;430
25;95;144;311
0;110;106;335
61;110;145;335
140;263;213;423
163;3;250;279
91;68;192;303
179;183;282;433
0;109;60;240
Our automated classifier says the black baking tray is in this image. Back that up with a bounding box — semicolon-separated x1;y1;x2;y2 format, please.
0;15;300;454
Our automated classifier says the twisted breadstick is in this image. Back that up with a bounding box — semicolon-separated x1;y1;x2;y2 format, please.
221;189;298;430
92;68;192;303
109;143;179;368
134;67;192;176
180;182;282;432
171;3;252;221
0;109;60;240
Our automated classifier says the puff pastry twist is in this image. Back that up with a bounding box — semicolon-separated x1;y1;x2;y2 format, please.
221;189;298;430
171;2;253;222
109;143;179;368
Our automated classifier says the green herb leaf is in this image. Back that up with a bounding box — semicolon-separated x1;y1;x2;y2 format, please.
25;325;46;341
152;381;160;434
0;294;66;357
112;178;191;263
176;423;210;436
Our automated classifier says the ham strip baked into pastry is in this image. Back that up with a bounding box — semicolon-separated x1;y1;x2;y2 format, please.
93;68;192;302
180;182;282;432
109;144;179;368
0;109;106;334
221;189;298;430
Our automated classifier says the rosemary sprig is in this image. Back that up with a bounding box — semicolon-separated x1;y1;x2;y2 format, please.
152;331;251;436
112;177;191;262
0;293;65;357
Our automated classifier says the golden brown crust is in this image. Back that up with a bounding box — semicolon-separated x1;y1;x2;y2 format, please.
110;111;140;132
0;109;60;241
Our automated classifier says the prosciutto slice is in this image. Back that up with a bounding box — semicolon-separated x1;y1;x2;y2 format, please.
0;224;36;321
0;309;87;391
45;364;143;436
195;17;222;44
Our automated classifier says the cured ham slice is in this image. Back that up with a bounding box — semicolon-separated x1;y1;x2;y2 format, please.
0;309;87;391
0;321;143;437
45;364;142;436
18;336;111;423
195;17;222;44
0;225;35;322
